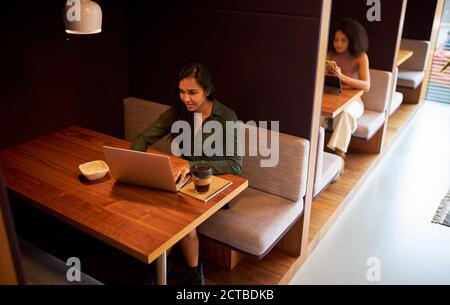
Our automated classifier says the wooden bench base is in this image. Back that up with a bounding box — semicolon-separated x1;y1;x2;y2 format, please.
199;216;304;270
397;84;422;104
349;126;384;154
199;235;244;270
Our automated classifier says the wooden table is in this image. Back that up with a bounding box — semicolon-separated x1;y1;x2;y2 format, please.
0;125;248;284
397;49;414;66
321;88;365;118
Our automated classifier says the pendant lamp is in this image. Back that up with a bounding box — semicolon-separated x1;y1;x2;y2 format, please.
64;0;102;34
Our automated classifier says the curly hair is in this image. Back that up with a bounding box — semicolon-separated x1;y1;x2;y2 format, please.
329;17;369;57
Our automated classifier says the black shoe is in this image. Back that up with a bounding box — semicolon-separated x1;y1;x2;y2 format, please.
186;262;205;285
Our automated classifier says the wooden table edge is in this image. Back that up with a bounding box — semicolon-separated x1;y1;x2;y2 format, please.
397;50;414;67
145;179;249;263
322;89;365;118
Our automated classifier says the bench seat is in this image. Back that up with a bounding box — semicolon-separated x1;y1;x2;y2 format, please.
397;69;425;89
353;110;386;139
313;127;342;198
198;125;309;260
198;188;303;258
351;69;392;141
396;39;430;103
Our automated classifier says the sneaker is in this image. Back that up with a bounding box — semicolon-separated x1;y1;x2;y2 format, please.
186;261;205;285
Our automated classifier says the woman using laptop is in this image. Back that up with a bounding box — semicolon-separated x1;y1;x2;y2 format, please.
131;61;242;285
325;17;371;160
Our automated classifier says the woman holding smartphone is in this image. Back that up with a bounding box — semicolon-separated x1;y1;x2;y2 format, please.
326;17;371;160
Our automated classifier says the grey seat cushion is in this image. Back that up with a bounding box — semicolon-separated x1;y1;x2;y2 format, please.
240;124;310;202
314;152;342;198
124;97;174;154
400;39;430;71
397;69;425;89
389;91;404;116
361;69;392;113
198;188;304;257
124;97;171;141
354;110;386;139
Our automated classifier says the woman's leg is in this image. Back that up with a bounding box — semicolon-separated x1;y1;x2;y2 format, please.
327;99;364;153
327;111;356;153
180;229;199;268
180;229;204;285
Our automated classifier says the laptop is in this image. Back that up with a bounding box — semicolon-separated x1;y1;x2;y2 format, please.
103;146;190;192
324;74;342;95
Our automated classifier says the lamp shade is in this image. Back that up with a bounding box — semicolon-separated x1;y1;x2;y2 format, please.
64;0;102;34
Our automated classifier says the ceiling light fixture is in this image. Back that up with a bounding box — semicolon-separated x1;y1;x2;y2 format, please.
63;0;102;35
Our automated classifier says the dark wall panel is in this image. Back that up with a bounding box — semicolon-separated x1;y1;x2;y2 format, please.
174;0;322;17
402;0;438;41
0;0;129;149
126;2;322;139
331;0;404;71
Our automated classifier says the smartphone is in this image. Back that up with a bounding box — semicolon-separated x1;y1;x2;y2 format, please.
326;60;337;75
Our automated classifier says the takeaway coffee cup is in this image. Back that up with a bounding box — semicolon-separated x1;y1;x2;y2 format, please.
191;163;213;194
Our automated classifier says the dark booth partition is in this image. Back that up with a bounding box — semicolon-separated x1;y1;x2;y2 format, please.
126;0;325;140
331;0;405;72
402;0;439;41
0;0;129;149
0;0;325;147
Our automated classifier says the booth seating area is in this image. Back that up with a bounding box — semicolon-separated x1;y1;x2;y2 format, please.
324;69;393;155
326;70;392;146
397;39;431;103
123;97;310;269
198;124;308;262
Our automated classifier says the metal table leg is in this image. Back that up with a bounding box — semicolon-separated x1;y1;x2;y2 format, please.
155;251;167;285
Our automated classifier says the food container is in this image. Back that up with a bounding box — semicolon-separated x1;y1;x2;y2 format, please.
79;160;109;181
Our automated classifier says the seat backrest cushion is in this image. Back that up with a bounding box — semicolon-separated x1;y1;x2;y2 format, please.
400;39;431;71
240;124;310;202
361;69;393;113
124;97;171;142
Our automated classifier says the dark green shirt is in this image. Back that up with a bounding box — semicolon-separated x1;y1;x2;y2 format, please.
131;100;242;175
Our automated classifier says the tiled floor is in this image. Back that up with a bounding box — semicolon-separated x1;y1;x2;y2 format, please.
290;101;450;284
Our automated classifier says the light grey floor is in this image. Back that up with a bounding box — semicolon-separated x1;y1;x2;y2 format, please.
290;101;450;285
